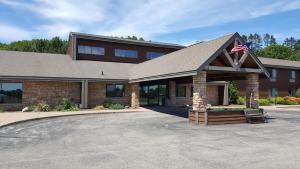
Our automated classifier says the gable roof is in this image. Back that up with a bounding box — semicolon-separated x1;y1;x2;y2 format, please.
70;32;185;49
130;33;238;82
258;57;300;69
0;51;133;81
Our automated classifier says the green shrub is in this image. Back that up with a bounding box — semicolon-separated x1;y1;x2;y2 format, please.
275;96;284;104
259;98;271;106
35;102;50;112
62;98;72;110
0;108;4;112
228;81;238;104
295;89;300;98
281;99;297;105
275;96;297;105
103;100;114;108
54;98;79;111
108;103;125;109
94;105;105;110
236;96;245;105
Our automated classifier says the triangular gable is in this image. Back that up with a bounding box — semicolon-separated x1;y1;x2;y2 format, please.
199;32;270;78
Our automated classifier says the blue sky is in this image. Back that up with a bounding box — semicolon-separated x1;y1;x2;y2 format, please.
0;0;300;45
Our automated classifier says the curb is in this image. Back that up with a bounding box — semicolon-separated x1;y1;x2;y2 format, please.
0;110;148;129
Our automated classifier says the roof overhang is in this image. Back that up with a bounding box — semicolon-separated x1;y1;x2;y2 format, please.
0;76;129;82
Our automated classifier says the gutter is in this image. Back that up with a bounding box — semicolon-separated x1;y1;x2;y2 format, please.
129;70;197;83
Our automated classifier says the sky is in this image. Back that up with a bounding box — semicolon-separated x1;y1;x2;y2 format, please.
0;0;300;45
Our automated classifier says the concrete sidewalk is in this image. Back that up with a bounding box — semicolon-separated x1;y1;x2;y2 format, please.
0;108;148;127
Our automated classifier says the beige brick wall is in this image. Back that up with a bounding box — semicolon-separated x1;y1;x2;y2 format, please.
88;82;131;108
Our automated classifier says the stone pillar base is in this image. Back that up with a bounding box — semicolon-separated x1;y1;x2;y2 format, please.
189;110;206;125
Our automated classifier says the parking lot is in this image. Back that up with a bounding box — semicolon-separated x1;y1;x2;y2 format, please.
0;109;299;169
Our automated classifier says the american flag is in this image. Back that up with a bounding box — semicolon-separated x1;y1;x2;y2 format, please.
230;42;252;53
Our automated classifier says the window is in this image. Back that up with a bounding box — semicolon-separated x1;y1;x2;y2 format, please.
289;70;296;82
268;68;277;81
115;49;138;58
106;84;124;97
0;83;23;104
146;52;163;59
176;85;186;97
78;45;105;55
268;88;278;98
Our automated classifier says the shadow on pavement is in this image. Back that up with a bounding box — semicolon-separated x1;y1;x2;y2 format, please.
142;106;189;118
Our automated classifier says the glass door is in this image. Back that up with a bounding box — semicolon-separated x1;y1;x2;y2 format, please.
148;85;159;105
140;86;148;106
159;85;167;106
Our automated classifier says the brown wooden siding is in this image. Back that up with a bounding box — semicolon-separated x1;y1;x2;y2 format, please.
75;38;180;63
236;68;300;98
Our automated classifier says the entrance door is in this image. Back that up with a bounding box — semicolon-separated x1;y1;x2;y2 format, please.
148;85;159;105
159;85;167;106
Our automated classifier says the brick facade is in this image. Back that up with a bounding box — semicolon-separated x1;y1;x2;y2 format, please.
166;81;220;107
0;80;81;111
88;82;131;108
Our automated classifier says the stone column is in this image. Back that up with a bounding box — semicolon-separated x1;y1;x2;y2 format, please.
169;81;176;106
223;83;229;105
131;83;140;108
192;72;207;111
246;73;259;108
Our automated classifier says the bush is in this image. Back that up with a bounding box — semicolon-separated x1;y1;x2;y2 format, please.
259;98;271;106
236;96;245;105
108;103;125;110
94;105;105;110
295;89;300;98
54;98;79;111
228;81;238;104
275;96;297;105
103;100;114;108
35;102;50;112
0;108;3;112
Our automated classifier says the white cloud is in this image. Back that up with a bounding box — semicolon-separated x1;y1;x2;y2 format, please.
1;0;300;42
0;24;32;42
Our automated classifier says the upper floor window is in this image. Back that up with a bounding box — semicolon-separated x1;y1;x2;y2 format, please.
289;70;296;82
78;45;105;55
106;84;125;97
268;68;277;81
146;52;163;59
0;83;23;104
115;49;138;58
268;88;278;98
176;85;186;97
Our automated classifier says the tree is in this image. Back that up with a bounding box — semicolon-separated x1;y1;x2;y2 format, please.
283;37;297;50
294;40;300;53
228;81;238;104
248;33;262;53
258;44;294;60
241;35;247;42
263;33;276;47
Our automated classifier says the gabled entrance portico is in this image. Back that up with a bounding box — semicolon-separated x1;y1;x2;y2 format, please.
129;32;269;125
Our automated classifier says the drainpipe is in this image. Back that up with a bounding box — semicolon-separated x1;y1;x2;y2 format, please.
81;80;88;108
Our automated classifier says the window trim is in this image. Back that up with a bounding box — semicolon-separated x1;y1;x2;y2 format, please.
268;88;278;98
77;45;105;55
0;83;23;104
106;84;125;98
146;51;163;59
289;70;296;82
115;49;138;58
